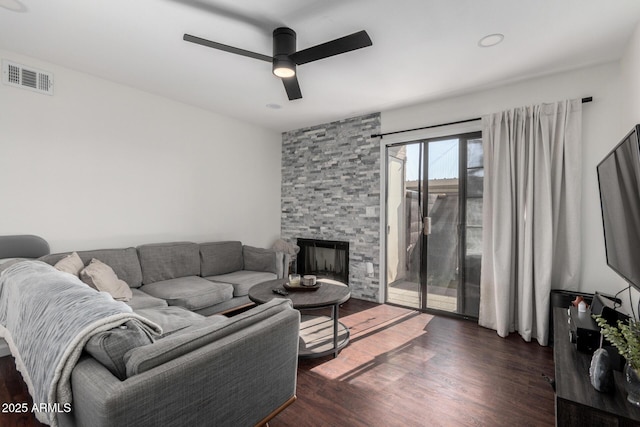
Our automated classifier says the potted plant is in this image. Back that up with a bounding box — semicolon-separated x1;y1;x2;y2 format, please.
594;315;640;405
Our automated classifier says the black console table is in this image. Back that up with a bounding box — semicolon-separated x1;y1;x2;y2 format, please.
554;307;640;426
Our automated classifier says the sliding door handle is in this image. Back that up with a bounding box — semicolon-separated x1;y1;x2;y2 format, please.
423;217;432;236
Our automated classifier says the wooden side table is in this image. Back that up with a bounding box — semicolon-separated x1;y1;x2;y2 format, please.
249;278;351;358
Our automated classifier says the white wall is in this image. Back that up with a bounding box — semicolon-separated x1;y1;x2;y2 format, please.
621;22;640;129
0;49;282;252
381;62;629;302
617;21;640;313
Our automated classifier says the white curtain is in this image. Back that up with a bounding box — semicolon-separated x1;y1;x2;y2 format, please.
479;99;582;346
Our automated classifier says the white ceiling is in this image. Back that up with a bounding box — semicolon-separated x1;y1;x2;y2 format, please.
2;0;640;132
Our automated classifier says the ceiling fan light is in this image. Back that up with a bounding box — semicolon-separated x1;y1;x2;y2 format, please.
274;67;295;78
273;58;296;78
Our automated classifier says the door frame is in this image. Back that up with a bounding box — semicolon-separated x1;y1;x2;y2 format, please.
380;124;482;319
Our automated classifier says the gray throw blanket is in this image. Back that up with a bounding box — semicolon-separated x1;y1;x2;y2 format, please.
0;261;161;426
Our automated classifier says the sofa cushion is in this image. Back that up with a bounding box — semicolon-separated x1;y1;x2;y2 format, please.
54;252;84;276
40;247;143;288
134;306;209;338
138;242;200;284
243;245;279;275
199;241;243;276
84;320;154;380
205;271;277;297
124;298;294;377
80;259;133;301
126;288;168;310
140;276;233;310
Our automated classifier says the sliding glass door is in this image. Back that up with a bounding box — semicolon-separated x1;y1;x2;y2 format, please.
386;132;482;318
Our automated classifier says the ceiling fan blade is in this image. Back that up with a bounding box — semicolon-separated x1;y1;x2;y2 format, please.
282;75;302;100
289;30;372;65
183;34;272;62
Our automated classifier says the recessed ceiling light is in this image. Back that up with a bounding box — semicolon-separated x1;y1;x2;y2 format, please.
0;0;27;12
266;103;282;110
478;33;504;48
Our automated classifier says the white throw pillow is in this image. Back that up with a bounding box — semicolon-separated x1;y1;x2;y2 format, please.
80;258;133;301
54;252;84;277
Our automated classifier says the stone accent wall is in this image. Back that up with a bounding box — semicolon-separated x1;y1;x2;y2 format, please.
281;113;381;301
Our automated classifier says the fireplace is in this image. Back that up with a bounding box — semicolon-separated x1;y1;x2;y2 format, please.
296;238;349;285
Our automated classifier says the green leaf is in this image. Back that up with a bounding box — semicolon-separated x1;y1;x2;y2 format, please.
593;314;640;370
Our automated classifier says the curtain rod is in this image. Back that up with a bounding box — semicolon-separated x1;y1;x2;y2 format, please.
371;96;593;139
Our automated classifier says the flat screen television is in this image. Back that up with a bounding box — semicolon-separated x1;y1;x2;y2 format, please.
597;124;640;290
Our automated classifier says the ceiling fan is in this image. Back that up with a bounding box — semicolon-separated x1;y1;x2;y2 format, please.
183;27;372;100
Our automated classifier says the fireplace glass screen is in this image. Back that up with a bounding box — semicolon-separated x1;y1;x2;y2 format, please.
296;238;349;285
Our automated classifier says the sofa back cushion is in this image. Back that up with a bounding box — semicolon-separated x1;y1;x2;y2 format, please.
137;242;200;284
243;245;280;275
199;241;243;276
40;247;143;288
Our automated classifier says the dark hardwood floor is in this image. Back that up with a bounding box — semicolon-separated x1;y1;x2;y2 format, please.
0;299;555;427
0;352;46;427
273;299;555;427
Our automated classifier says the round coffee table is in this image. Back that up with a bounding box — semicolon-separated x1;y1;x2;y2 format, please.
249;278;351;359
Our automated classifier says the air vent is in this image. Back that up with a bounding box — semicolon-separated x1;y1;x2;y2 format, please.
2;60;54;95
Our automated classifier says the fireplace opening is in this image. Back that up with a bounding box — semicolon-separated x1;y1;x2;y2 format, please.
296;238;349;285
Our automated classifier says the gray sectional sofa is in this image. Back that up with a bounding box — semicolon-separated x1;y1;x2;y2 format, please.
1;239;300;427
58;297;300;427
40;240;286;315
